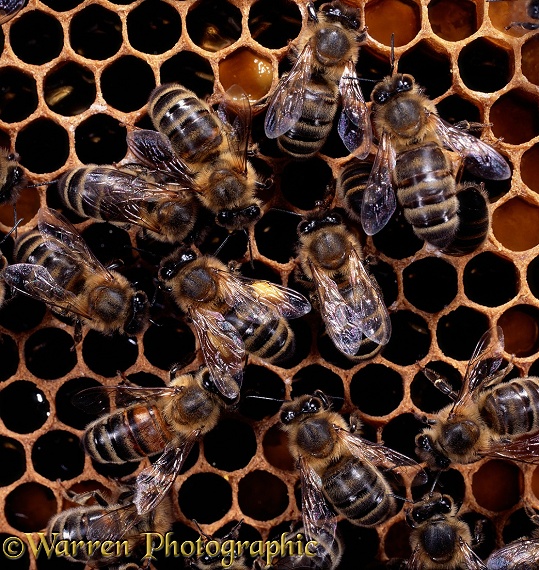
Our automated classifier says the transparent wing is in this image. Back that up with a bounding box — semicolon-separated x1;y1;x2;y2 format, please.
72;385;182;415
217;84;251;174
126;129;196;185
433;115;511;181
407;545;423;570
451;326;505;415
264;43;313;138
190;307;244;401
298;455;337;544
134;432;199;515
458;537;488;570
338;61;372;157
0;0;24;24
348;248;391;345
37;207;113;280
484;431;539;465
337;428;427;484
3;263;92;319
361;131;397;236
487;539;539;569
86;503;142;544
310;261;363;356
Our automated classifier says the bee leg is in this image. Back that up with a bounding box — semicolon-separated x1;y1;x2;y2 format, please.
349;410;362;433
62;488;110;507
506;21;539;29
73;319;83;347
471;518;488;547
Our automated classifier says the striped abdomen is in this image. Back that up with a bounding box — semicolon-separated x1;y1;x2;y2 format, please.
83;404;173;463
338;159;371;222
322;456;396;527
481;377;539;437
148;84;222;164
395;143;458;249
278;77;338;159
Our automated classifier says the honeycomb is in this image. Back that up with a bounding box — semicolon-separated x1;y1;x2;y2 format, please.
0;0;538;568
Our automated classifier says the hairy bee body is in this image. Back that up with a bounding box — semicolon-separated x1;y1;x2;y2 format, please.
57;165;198;243
83;368;224;464
0;148;25;205
337;159;371;224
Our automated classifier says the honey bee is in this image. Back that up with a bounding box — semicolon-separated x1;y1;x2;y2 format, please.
128;84;267;233
361;73;511;253
407;492;486;570
0;0;25;25
296;210;390;359
158;248;311;400
0;148;25;206
57;164;199;244
264;0;372;159
415;326;539;470
47;485;173;567
3;207;148;342
280;392;425;536
79;366;230;515
337;158;372;225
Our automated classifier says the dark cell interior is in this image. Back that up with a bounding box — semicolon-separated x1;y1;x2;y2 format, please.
44;61;96;116
239;364;285;420
502;507;539;543
522;35;539;85
127;0;182;54
436;306;490;360
142;318;196;371
24;327;76;380
372;209;423;260
382;311;431;366
0;380;50;434
0;435;26;486
81;330;139;377
186;0;242;52
69;5;122;60
280;158;333;211
16;119;69;174
160;52;215;99
255;209;302;263
204;418;257;471
262;423;294;470
91;456;140;479
460;511;496;560
350;364;403;416
458;38;513;92
10;10;63;65
31;430;85;481
178;472;233;523
237;469;288;520
4;482;57;532
74;114;128;164
411;467;466;504
0;295;46;332
55;377;103;430
381;412;426;459
0;67;37;123
521;143;539;194
436;94;481;127
410;361;461;413
248;0;302;49
291;364;345;408
464;252;518;307
0;333;19;381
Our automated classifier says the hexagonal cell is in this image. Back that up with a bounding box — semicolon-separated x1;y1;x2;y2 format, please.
428;0;478;41
0;294;46;332
436;94;481;125
0;435;25;486
0;185;40;227
70;4;122;60
82;330;139;377
219;48;273;102
338;521;380;568
522;35;539;85
143;318;196;371
464;252;518;307
239;364;285;420
458;38;513;93
437;307;490;360
0;67;37;123
472;460;522;511
281;158;332;210
370;260;398;307
0;380;50;433
16;118;69;174
204;419;257;471
398;40;452;99
248;0;302;49
403;257;458;313
186;0;242;52
55;377;103;430
24;327;76;380
382;311;431;366
179;473;233;523
384;520;411;559
490;89;539;145
381;412;425;459
291;364;345;407
127;0;181;54
4;482;57;532
502;507;539;544
262;423;294;470
411;467;466;504
365;0;421;46
0;333;18;382
372;208;423;260
44;62;96;116
101;55;156;112
237;470;288;521
75;114;127;164
498;304;539;357
489;0;537;37
522;144;539;194
81;222;133;266
255;210;299;263
160;52;215;99
460;511;497;560
411;361;461;413
492;198;539;251
32;430;85;481
10;10;63;65
350;364;403;416
40;0;83;9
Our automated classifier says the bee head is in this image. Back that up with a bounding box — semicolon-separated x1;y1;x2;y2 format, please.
372;73;415;105
159;248;197;281
529;0;539;19
216;205;261;230
298;211;342;236
124;291;149;335
320;0;361;30
408;492;453;527
280;393;329;425
199;368;239;406
415;433;451;470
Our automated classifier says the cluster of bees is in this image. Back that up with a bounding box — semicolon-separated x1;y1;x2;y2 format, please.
2;0;539;568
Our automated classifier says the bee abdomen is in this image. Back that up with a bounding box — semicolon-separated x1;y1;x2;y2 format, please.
83;405;172;463
323;457;395;526
148;84;222;163
481;377;539;437
396;144;458;248
338;160;371;221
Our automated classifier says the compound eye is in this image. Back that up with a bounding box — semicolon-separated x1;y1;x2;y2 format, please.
245;205;261;220
440;496;452;512
302;397;321;414
280;409;295;424
416;434;431;451
401;76;413;91
373;89;390;104
217;210;234;225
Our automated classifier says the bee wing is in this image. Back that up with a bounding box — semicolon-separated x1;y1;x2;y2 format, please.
432;115;511;180
361;131;397;236
134;432;200;515
487;539;539;569
483;430;539;465
337;61;372;157
190;307;244;401
337;428;428;484
86;503;142;543
299;455;338;544
451;326;505;415
264;43;313;138
309;261;363;356
348;248;391;345
217;84;251;174
0;0;24;25
37;207;114;281
3;263;93;319
127;129;196;186
72;385;183;415
407;545;423;570
458;538;488;570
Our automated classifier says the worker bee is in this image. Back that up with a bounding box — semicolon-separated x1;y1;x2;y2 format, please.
0;0;25;25
280;392;426;536
407;492;486;570
264;0;372;159
486;508;539;569
361;73;510;253
128;84;267;233
0;148;25;206
158;248;311;400
46;484;173;567
296;210;390;360
79;366;230;515
337;158;372;225
3;207;148;342
415;326;539;470
57;164;199;244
